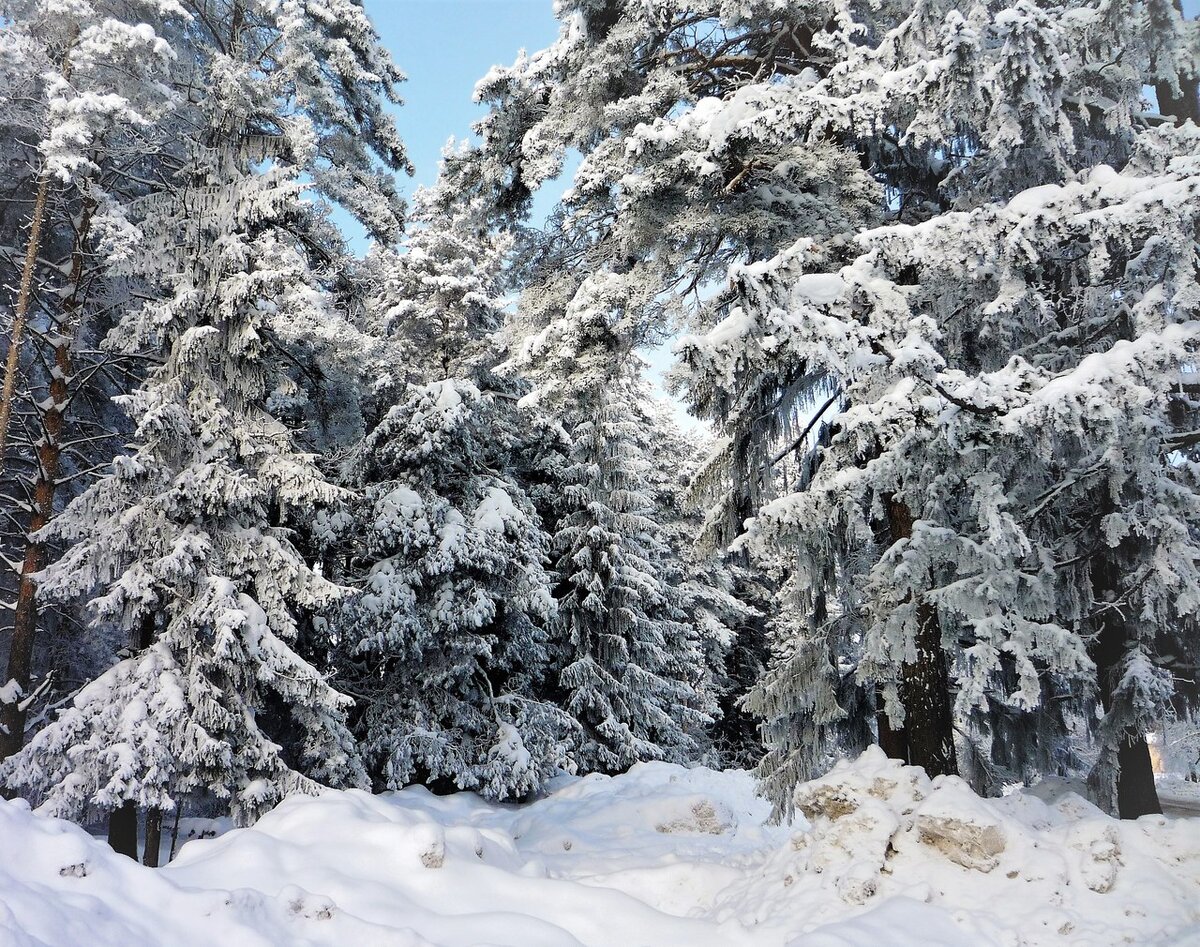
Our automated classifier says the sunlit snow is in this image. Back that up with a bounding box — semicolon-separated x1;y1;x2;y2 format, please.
3;751;1198;946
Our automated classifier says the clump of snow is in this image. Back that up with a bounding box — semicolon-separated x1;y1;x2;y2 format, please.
2;750;1199;945
0;679;22;704
472;486;518;533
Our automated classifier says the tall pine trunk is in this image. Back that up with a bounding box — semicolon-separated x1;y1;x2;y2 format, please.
881;498;958;777
0;173;51;471
1156;77;1200;126
0;36;75;472
0;200;94;764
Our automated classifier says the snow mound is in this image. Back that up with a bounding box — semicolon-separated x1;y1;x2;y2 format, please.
726;747;1200;943
2;751;1199;945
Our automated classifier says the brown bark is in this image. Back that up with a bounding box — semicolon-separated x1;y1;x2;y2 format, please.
0;37;75;471
107;801;139;859
143;807;163;867
883;498;959;777
0;172;51;472
0;200;94;764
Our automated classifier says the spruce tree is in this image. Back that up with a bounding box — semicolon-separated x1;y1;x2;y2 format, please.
1;0;408;832
340;379;575;798
336;184;578;798
518;279;716;772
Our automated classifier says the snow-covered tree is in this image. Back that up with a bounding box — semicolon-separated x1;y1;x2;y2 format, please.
449;0;1200;819
0;0;186;769
516;275;717;773
640;397;764;767
362;186;513;397
340;379;575;799
440;0;875;774
327;172;582;799
1;0;409;839
679;2;1200;816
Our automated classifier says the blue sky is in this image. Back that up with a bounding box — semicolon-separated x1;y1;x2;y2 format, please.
331;2;562;252
367;0;561;204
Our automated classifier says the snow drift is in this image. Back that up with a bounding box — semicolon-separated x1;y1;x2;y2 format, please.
2;748;1198;946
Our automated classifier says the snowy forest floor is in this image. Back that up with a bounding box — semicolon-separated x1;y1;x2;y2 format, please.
2;749;1199;947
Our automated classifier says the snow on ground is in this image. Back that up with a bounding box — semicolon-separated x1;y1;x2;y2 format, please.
1158;777;1200;819
2;748;1199;946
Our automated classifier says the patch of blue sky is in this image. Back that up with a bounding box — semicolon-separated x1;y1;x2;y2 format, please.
330;0;563;253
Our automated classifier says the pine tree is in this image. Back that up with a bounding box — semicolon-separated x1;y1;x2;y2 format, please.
682;1;1200;814
442;0;869;772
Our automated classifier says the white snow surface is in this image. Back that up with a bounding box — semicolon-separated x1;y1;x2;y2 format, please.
2;749;1199;946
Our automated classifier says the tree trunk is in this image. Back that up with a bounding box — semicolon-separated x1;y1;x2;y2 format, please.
885;497;958;777
0;172;51;471
1156;77;1200;126
168;802;184;863
0;37;75;472
0;357;68;762
1091;558;1162;819
1115;732;1161;819
143;807;163;867
107;801;139;859
1156;2;1200;126
0;175;52;765
903;592;958;777
0;200;94;764
876;684;908;761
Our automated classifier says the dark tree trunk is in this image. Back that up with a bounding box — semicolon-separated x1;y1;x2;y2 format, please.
876;685;908;761
1156;2;1200;126
1091;560;1162;819
0;344;68;764
884;498;959;777
1156;77;1200;126
107;801;139;860
1115;733;1161;819
902;592;959;777
143;807;163;867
